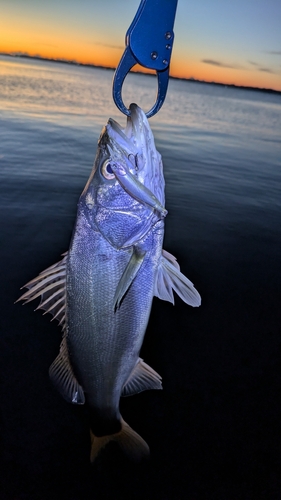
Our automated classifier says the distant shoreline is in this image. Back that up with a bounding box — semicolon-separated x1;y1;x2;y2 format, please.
1;52;281;96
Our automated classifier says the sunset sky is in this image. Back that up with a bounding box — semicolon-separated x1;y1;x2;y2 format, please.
0;0;281;91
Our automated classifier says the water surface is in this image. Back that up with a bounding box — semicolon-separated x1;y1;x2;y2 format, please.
1;55;281;500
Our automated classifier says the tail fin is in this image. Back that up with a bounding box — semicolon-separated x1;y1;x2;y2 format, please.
90;419;149;462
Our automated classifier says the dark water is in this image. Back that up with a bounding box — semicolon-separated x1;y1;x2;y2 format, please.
0;55;281;499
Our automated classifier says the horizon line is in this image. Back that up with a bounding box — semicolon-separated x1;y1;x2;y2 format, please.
1;52;280;96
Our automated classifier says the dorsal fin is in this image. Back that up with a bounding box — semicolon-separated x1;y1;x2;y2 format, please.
16;253;68;331
17;253;84;404
49;334;85;405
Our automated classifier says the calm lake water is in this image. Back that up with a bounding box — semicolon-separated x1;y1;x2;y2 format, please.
0;54;281;499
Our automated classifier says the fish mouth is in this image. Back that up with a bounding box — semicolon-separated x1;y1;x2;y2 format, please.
105;104;167;219
127;103;146;141
107;103;149;155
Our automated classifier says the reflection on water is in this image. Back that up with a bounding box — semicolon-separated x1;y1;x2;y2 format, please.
1;55;281;500
0;53;281;240
1;54;280;131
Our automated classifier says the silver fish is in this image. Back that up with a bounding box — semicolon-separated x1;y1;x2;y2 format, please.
17;103;201;461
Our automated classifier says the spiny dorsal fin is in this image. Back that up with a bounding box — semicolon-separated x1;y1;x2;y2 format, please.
121;358;162;397
49;334;85;405
16;253;68;331
154;249;201;307
17;253;84;404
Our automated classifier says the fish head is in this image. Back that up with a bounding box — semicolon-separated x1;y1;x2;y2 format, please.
81;104;166;249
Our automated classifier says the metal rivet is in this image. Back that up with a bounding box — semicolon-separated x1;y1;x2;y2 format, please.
166;44;171;50
151;51;158;60
163;59;168;65
165;32;172;40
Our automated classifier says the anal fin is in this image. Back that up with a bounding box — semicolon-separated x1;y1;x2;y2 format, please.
121;358;162;397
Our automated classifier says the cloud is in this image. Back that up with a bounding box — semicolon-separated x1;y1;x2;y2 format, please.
201;59;243;70
259;67;274;73
203;58;278;75
91;41;123;50
266;51;281;55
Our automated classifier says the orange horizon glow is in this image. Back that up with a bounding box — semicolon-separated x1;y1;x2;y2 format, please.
1;1;281;93
1;40;280;92
170;57;281;91
0;42;281;91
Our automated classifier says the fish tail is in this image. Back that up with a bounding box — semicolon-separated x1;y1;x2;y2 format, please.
90;418;149;462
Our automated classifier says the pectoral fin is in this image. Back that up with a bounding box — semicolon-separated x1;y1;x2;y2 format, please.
121;358;162;397
154;249;201;307
49;335;85;405
113;247;146;309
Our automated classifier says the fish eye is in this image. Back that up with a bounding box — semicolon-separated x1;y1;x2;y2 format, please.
101;160;115;180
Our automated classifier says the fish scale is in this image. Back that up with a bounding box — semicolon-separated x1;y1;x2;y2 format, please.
67;215;148;397
17;104;201;461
